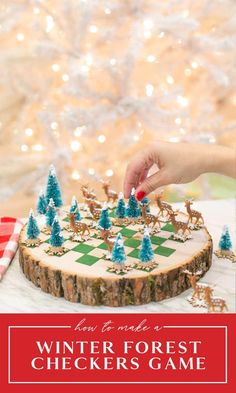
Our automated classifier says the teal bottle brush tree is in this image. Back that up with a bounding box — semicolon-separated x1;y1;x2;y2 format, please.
45;164;63;208
214;225;236;262
70;196;81;221
108;233;131;275
46;216;67;256
36;190;47;215
25;209;42;246
137;228;158;271
97;202;112;237
126;187;141;222
115;192;127;224
42;198;56;234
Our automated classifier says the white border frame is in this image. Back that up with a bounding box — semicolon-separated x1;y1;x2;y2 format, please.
8;325;227;384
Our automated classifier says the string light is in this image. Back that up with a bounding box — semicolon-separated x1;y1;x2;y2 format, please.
51;64;60;72
133;135;140;142
191;61;199;69
104;8;111;15
71;170;80;180
158;31;165;38
70;140;81;151
177;95;189;107
175;117;182;125
16;33;24;41
110;58;117;66
46;15;54;33
74;126;86;136
50;122;58;130
145;84;154;97
105;169;113;177
88;168;95;175
146;55;156;63
33;7;40;15
98;134;106;143
182;10;189;18
62;74;69;82
32;144;43;151
21;144;28;152
166;75;175;85
143;31;152;39
25;128;33;136
143;19;153;29
89;25;98;33
85;54;93;66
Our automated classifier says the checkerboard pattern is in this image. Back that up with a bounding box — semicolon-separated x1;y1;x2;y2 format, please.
43;209;178;273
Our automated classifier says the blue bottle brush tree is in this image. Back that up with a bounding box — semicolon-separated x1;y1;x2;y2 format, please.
37;190;47;215
49;217;64;248
126;187;140;218
46;198;56;227
70;196;81;221
115;192;126;219
45;165;63;207
219;226;232;251
139;229;154;263
27;209;40;240
98;203;112;230
112;233;126;264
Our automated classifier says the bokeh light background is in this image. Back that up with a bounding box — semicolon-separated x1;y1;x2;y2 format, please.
0;0;235;216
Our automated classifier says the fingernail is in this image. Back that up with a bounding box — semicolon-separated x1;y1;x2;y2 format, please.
136;190;146;201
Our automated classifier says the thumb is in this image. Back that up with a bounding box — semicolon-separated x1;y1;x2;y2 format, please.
135;170;168;200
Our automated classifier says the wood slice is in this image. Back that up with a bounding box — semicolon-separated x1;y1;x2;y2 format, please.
19;209;213;307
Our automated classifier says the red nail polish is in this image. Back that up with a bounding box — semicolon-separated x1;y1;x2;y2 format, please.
136;190;146;201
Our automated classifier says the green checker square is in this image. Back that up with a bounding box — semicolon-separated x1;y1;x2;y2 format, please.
162;223;175;232
98;242;108;250
128;249;140;259
120;227;137;238
63;217;69;222
72;243;94;254
124;238;141;248
109;209;116;218
76;254;100;266
154;245;176;257
151;236;167;246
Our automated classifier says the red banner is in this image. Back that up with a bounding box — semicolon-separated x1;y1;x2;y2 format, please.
0;313;235;393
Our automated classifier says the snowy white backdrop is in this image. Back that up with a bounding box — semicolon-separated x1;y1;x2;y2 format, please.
0;0;235;215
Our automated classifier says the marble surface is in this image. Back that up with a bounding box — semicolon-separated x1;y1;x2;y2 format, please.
0;199;235;313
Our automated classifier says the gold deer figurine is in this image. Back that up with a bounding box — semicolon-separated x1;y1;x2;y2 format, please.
185;200;204;227
102;230;115;259
86;198;102;225
67;211;90;240
203;286;228;313
140;204;161;232
183;269;208;305
155;190;173;218
101;180;118;204
168;210;191;240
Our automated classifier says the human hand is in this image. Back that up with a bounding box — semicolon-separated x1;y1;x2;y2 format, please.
123;141;235;200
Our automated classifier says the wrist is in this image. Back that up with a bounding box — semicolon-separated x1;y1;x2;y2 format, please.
201;145;236;178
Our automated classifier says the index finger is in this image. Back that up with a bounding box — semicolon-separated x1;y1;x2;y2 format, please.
123;153;153;198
